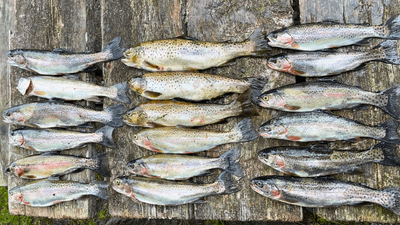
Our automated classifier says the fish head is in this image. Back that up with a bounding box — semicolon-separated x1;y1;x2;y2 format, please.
7;50;27;68
121;46;141;68
2;105;30;125
267;30;295;48
9;130;24;147
128;77;147;94
250;176;282;199
258;90;285;109
267;54;291;72
126;159;147;176
259;120;288;139
112;177;134;197
258;149;286;171
123;107;149;127
9;187;24;204
4;162;24;178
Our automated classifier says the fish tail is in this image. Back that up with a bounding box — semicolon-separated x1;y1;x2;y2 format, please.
230;117;258;142
377;119;400;144
247;77;268;105
230;89;259;117
215;171;241;194
95;125;116;148
380;85;400;119
101;36;125;62
110;81;131;103
373;40;400;64
104;104;125;127
380;187;400;216
384;15;400;39
373;142;400;166
90;152;111;177
90;181;110;200
219;147;244;178
247;28;271;56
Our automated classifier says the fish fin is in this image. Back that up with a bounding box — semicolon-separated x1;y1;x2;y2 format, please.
176;35;198;41
77;122;94;129
353;39;371;46
101;36;125;61
67;168;86;175
215;171;241;194
380;85;400;119
104;104;125;128
373;40;400;64
62;75;80;80
96;126;115;148
91;152;111;177
41;151;60;155
147;122;165;128
374;142;400;166
219;147;244;178
190;199;206;204
53;48;71;53
85;97;102;102
248;77;268;105
48;176;61;181
197;171;213;177
231;117;258;143
90;181;110;200
377;119;400;144
143;91;163;98
381;187;400;216
220;60;237;67
344;167;364;175
348;104;369;111
230;89;259;117
320;20;341;24
384;15;400;39
316;78;337;82
247;28;271;56
81;66;97;72
84;50;91;54
111;82;131;103
143;61;159;70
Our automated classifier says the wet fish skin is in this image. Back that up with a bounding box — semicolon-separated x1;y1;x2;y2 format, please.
112;172;240;205
259;111;400;143
250;176;400;216
122;28;270;71
9;179;109;207
7;37;124;75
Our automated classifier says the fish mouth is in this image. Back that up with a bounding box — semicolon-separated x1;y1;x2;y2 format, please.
267;62;278;70
121;58;137;67
267;41;276;47
3;118;11;123
258;132;271;138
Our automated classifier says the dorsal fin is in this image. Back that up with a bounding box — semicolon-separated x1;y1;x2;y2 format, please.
176;35;199;41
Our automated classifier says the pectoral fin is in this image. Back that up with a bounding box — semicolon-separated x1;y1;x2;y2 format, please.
143;91;162;98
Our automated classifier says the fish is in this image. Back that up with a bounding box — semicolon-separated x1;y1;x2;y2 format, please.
8;126;115;152
112;171;240;205
123;89;258;127
259;111;400;143
267;40;400;76
131;117;258;153
9;179;109;207
127;147;244;180
121;28;270;71
258;143;400;177
17;76;130;103
250;176;400;216
128;72;268;101
255;80;400;119
2;102;125;128
7;37;124;75
5;152;110;179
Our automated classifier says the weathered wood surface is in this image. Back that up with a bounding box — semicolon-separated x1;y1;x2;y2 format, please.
300;0;400;223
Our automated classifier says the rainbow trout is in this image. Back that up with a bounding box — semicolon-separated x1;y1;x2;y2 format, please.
267;15;400;51
251;176;400;216
7;37;124;75
3;102;125;128
131;118;257;153
17;76;130;103
267;40;400;76
256;80;400;119
258;143;399;177
259;111;400;143
9;179;109;207
5;152;109;179
122;29;270;71
112;172;240;205
127;147;244;180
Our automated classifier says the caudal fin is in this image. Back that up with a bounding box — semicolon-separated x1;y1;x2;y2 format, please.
247;28;271;56
90;180;109;200
380;187;400;216
231;117;259;142
215;171;241;195
101;37;125;62
90;152;111;177
111;82;130;103
377;119;400;144
104;104;125;127
380;85;400;119
229;89;259;117
374;40;400;64
95;126;115;148
219;147;244;178
384;15;400;39
248;77;268;104
373;142;400;167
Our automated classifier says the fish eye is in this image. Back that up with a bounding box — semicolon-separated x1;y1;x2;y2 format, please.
133;135;138;139
255;181;264;188
115;180;120;185
264;127;271;132
269;58;277;64
263;96;269;101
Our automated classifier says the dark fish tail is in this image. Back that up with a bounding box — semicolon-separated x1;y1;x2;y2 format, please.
90;152;111;177
219;147;244;178
95;126;115;148
380;187;400;216
111;81;130;103
374;40;400;64
247;28;271;56
373;142;400;167
90;180;109;200
230;89;259;117
377;119;400;144
384;15;400;39
102;36;125;61
215;171;241;194
248;77;268;104
380;85;400;119
231;117;258;142
104;104;125;127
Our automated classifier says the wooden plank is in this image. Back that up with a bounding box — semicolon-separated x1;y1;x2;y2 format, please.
300;0;400;222
8;0;100;219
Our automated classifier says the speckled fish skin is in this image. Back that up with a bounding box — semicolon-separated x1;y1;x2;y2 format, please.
250;176;400;216
267;15;400;51
112;172;240;205
17;76;130;103
9;179;109;207
256;80;400;119
127;147;243;180
5;152;109;179
131;118;258;153
122;28;270;71
258;143;399;177
259;111;400;143
7;37;124;75
2;102;125;128
267;40;400;76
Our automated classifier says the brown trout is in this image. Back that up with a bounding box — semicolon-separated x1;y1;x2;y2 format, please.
123;89;257;127
112;172;240;205
7;37;124;75
9;126;115;152
258;143;399;177
127;147;244;180
251;176;400;216
256;80;400;119
129;72;268;101
267;40;400;76
9;179;109;207
5;152;109;179
2;102;125;128
131;117;257;153
122;28;270;71
17;76;130;103
259;111;400;143
267;15;400;51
